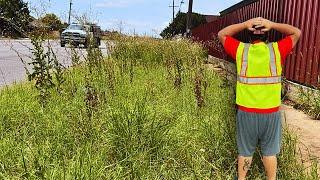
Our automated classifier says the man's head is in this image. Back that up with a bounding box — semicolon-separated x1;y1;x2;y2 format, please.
249;25;268;42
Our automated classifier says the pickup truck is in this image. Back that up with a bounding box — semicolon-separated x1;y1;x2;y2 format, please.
60;23;101;48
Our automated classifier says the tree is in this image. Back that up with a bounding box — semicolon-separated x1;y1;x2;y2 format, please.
0;0;31;37
160;12;207;39
40;13;63;31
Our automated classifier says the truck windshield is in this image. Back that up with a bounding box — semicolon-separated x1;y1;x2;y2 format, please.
68;25;84;30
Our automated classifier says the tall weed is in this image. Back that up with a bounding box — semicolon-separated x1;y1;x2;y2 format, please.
0;36;318;179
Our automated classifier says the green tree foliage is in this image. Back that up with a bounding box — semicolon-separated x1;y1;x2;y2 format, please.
160;12;207;39
40;13;63;31
0;0;31;37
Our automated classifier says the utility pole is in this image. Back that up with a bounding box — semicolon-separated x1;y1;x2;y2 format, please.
186;0;193;37
68;0;73;25
169;0;179;23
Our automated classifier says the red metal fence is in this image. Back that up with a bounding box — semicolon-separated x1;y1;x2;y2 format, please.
192;0;320;88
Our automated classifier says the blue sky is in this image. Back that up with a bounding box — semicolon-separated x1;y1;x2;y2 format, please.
25;0;242;36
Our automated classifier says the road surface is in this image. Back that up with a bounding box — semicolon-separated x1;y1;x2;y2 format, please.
0;39;108;87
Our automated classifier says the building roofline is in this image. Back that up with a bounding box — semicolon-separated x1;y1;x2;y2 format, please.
220;0;259;16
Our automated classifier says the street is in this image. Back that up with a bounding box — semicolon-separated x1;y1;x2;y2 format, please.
0;39;108;87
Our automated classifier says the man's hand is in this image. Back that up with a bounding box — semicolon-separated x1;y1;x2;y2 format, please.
243;17;266;31
253;17;274;32
218;17;268;45
247;17;301;46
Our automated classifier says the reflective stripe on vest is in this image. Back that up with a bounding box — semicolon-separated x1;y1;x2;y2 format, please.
237;76;282;84
267;43;277;76
238;43;281;85
240;43;250;76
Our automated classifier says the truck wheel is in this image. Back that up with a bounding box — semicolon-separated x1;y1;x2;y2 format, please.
61;43;65;47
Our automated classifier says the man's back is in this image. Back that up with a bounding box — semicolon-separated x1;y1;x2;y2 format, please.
217;17;301;180
224;36;293;113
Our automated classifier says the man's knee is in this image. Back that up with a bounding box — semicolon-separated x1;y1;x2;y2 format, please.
262;156;277;180
263;155;277;161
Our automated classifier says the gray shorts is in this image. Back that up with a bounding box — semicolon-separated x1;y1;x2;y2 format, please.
236;109;282;157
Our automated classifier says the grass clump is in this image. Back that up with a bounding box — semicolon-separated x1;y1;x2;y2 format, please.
293;87;320;120
0;37;318;179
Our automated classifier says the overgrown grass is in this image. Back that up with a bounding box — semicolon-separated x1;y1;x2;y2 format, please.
293;86;320;120
0;37;318;179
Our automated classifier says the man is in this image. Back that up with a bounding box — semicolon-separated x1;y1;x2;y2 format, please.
217;17;301;180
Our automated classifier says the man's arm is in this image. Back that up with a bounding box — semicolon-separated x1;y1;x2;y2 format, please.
255;18;301;46
270;23;301;46
218;18;260;46
218;23;246;46
218;17;301;47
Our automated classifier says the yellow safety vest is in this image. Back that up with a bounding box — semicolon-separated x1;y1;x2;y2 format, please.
235;42;282;109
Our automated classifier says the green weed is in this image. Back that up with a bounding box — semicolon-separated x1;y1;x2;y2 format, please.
0;37;318;179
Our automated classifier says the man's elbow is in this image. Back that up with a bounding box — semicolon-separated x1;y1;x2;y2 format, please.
291;28;301;46
217;31;225;44
296;29;302;39
293;29;302;44
218;31;224;40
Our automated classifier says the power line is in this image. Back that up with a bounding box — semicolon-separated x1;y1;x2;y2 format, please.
169;0;179;23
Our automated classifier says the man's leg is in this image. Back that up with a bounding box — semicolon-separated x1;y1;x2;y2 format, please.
238;156;253;180
236;110;258;180
262;156;277;180
259;111;282;180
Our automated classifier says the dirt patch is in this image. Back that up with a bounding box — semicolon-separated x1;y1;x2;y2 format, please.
282;105;320;171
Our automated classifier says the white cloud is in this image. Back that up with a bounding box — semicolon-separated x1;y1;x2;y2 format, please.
99;18;165;37
100;18;151;31
95;0;144;8
95;0;128;8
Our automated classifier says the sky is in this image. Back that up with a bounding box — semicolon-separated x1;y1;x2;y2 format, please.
25;0;242;36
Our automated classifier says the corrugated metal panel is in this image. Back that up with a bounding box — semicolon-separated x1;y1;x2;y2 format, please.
192;0;320;88
220;0;260;16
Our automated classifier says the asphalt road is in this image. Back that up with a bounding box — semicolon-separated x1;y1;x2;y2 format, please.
0;39;108;87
